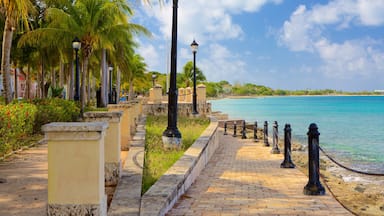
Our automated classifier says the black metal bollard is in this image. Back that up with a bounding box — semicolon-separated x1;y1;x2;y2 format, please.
263;121;269;146
304;123;325;195
281;124;295;168
233;121;237;137
253;121;258;142
241;121;247;139
224;121;228;135
271;121;280;154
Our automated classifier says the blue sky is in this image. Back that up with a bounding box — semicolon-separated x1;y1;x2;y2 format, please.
133;0;384;91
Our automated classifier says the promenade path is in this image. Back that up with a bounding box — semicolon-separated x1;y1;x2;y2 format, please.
0;127;353;215
167;130;353;216
0;142;47;216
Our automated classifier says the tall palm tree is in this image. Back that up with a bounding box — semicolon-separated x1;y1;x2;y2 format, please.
126;54;147;100
1;0;34;104
19;0;147;109
180;61;206;88
108;33;137;104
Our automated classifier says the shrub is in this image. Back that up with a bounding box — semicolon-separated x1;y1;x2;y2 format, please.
0;102;37;156
32;98;80;133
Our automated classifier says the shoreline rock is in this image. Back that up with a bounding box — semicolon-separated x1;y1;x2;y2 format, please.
290;143;384;216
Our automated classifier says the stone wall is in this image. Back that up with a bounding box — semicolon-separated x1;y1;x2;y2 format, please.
140;118;219;216
143;102;211;117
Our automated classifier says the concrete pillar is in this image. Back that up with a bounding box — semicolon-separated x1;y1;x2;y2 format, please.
108;104;132;150
83;111;123;186
42;122;108;216
185;87;192;103
152;84;162;104
197;84;206;103
149;88;154;103
178;88;185;102
128;102;137;136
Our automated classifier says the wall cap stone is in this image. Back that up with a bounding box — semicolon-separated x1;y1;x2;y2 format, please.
83;111;123;123
42;122;108;133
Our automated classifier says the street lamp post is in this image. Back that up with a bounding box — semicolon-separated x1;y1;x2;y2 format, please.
72;37;81;101
162;0;182;148
108;66;113;104
190;39;199;115
152;74;157;87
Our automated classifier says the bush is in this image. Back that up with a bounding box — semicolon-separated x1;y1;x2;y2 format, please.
0;102;37;156
32;98;80;133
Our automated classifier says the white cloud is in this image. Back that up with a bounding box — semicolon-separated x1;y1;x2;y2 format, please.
136;43;161;70
357;0;384;26
279;0;384;79
142;0;282;45
199;43;247;83
138;0;283;81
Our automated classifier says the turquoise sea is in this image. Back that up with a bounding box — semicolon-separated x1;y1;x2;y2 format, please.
210;96;384;173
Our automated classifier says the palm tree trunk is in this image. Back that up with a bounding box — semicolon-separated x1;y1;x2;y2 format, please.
129;80;134;101
26;64;31;99
14;68;18;99
40;58;45;98
1;17;14;104
116;66;121;103
69;58;74;100
100;49;107;107
59;60;64;87
81;57;88;111
52;68;56;88
87;69;91;102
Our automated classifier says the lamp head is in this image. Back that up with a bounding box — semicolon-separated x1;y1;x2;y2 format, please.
72;37;81;51
190;39;199;53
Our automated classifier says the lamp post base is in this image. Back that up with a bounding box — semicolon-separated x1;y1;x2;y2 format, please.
162;128;182;149
162;135;182;149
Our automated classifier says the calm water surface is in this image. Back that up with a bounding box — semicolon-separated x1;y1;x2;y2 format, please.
210;96;384;173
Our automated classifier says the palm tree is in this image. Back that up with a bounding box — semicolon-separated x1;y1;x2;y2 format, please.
108;33;137;103
1;0;34;104
126;54;147;100
180;61;206;88
19;0;148;109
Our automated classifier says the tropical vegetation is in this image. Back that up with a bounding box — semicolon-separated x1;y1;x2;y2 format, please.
0;98;79;157
1;0;150;108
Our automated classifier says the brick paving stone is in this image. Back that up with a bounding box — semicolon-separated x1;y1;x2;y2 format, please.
167;130;353;216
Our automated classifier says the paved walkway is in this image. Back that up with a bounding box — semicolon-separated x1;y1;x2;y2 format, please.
0;142;48;216
167;130;353;216
0;127;353;216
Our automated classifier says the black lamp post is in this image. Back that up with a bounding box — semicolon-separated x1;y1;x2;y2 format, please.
108;66;113;104
190;39;199;115
72;37;81;101
162;0;182;148
152;74;157;87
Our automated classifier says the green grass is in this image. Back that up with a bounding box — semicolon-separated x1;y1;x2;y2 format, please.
142;115;210;194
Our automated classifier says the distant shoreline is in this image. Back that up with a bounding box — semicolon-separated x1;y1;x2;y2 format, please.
209;94;384;100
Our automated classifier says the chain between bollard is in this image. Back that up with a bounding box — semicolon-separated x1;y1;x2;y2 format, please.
319;146;384;176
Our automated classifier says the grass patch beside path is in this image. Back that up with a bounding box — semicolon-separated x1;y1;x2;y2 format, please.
142;115;210;194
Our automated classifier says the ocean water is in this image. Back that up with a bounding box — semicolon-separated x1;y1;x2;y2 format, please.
210;96;384;173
